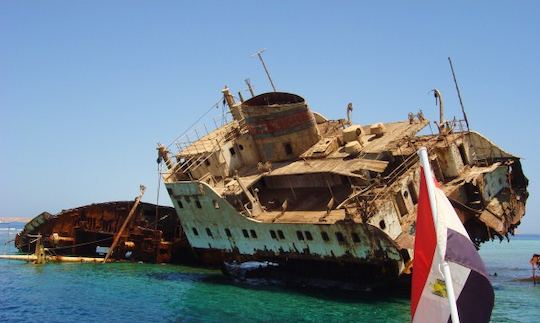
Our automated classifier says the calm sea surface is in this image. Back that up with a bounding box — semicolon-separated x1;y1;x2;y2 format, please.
0;228;538;322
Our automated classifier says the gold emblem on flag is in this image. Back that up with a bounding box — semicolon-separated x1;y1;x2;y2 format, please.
431;279;448;298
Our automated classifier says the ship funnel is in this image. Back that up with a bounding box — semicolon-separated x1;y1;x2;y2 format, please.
242;92;320;162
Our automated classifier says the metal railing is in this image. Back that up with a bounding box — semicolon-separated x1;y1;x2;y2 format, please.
167;108;246;176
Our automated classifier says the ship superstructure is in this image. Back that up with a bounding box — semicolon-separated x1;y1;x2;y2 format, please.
158;87;528;285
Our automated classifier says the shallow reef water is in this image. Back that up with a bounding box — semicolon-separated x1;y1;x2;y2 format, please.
0;230;538;322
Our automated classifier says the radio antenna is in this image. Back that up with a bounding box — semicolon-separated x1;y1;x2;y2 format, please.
448;57;470;131
252;49;277;92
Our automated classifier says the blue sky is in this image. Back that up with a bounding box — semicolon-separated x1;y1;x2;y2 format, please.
1;1;539;233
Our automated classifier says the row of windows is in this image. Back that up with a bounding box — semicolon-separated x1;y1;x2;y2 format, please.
191;227;361;243
176;197;220;210
203;145;246;168
172;196;384;233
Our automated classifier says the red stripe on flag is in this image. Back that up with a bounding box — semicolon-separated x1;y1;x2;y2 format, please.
411;168;438;319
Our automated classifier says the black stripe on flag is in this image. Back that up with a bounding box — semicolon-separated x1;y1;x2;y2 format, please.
451;270;494;323
446;229;494;323
446;229;489;277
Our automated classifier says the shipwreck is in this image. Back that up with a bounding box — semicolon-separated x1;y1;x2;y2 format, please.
157;84;528;287
14;198;194;264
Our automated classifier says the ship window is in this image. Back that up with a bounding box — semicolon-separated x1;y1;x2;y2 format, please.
192;228;199;236
239;144;244;150
304;231;313;241
296;231;305;240
242;229;249;238
177;199;184;208
277;230;285;239
321;231;330;241
351;232;360;243
195;199;202;209
225;228;232;237
431;159;445;182
250;229;257;238
395;192;408;217
407;181;418;205
206;228;213;237
213;200;220;209
229;147;236;156
379;220;386;230
205;159;211;166
335;232;345;242
458;143;468;165
270;230;277;239
284;143;293;155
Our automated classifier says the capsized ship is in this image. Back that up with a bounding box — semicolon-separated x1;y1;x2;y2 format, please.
14;201;194;264
158;87;528;286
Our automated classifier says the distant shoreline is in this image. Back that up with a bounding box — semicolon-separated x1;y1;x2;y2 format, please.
0;217;31;223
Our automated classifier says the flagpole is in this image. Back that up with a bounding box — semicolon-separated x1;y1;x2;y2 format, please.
417;147;461;323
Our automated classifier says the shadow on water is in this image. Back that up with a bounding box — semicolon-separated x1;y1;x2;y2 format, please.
146;266;411;303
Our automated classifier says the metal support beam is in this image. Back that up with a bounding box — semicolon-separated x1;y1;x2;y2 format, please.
104;185;146;263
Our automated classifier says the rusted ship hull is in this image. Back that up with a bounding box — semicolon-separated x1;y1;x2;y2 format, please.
15;201;196;264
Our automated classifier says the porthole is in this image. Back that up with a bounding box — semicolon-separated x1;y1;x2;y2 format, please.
270;230;277;239
225;228;232;237
335;232;345;242
296;231;305;241
192;228;199;236
213;200;220;209
277;230;285;239
304;231;313;241
206;228;213;237
250;229;257;238
242;229;249;238
379;220;386;230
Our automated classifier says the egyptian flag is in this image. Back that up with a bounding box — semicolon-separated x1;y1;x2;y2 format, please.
411;169;494;323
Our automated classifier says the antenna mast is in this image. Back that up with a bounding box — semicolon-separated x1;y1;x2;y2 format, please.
448;57;470;131
252;49;277;92
245;78;255;97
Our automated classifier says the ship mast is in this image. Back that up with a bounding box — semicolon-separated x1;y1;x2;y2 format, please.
252;49;277;92
448;57;470;131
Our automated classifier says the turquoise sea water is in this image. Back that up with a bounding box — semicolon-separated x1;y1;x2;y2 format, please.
0;229;539;322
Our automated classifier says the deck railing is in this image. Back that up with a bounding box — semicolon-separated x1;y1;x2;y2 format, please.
165;103;247;176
